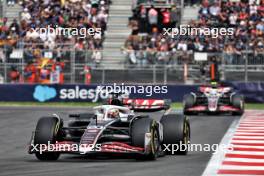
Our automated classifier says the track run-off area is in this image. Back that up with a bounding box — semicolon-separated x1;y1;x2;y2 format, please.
203;110;264;176
0;107;263;176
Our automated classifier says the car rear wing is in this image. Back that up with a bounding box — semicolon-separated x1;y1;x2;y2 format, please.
122;99;171;111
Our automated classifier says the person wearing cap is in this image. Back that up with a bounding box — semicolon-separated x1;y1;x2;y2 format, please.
24;61;37;84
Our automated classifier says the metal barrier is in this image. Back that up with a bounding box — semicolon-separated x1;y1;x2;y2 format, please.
1;46;264;84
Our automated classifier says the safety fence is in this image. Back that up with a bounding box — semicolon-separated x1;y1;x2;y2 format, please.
1;46;264;84
0;82;263;103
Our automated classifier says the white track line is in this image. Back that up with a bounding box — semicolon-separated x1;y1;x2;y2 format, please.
201;119;240;176
239;125;264;127
225;151;264;155
236;130;264;132
240;122;264;124
202;111;264;176
232;136;264;139
218;175;259;176
231;140;264;144
224;158;264;163
235;132;264;135
232;145;264;149
219;165;264;170
237;127;264;129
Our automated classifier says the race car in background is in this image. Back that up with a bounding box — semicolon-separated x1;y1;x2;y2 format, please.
29;99;190;161
183;83;244;115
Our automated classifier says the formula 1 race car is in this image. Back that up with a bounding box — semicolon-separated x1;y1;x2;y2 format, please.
183;84;244;116
28;101;190;161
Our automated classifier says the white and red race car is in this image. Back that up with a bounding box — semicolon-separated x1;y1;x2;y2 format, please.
28;97;190;161
183;85;244;116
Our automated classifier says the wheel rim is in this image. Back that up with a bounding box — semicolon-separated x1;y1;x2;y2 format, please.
153;130;159;152
183;121;190;146
151;129;159;156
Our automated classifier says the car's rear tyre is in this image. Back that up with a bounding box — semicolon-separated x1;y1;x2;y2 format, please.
34;117;62;161
161;114;190;155
183;94;195;115
231;94;244;116
131;118;160;160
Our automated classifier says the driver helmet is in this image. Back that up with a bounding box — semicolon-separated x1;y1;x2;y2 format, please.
108;109;120;119
210;80;218;88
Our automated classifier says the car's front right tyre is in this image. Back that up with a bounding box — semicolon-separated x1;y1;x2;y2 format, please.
34;117;62;161
131;118;160;160
161;114;190;155
231;94;244;116
183;94;196;115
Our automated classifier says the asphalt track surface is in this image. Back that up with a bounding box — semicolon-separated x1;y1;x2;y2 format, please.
0;107;240;176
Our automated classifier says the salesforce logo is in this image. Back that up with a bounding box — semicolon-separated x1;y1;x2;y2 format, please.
33;85;57;102
59;86;107;102
33;86;127;102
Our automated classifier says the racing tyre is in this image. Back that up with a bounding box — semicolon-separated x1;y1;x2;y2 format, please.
131;118;160;160
34;117;62;161
231;94;244;116
161;114;190;155
183;94;195;115
164;99;171;110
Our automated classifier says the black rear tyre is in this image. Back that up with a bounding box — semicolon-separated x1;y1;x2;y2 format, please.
183;94;196;115
231;94;244;116
34;117;62;161
131;118;160;160
161;114;190;155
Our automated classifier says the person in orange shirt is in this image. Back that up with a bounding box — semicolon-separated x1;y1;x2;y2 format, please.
24;61;37;83
39;65;50;84
83;65;91;85
9;66;20;83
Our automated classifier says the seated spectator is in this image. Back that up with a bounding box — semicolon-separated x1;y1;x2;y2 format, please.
24;61;37;84
91;49;102;65
124;0;264;66
1;0;110;65
9;66;20;83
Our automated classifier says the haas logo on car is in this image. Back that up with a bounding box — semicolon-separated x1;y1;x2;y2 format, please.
124;99;164;109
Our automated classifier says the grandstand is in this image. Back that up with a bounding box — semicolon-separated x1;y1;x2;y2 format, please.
0;0;263;84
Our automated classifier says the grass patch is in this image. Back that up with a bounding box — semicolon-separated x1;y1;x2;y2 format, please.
245;103;264;110
0;102;263;110
0;102;99;107
171;103;264;110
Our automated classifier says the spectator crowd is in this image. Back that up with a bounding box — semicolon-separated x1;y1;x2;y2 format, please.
123;5;180;65
124;0;264;65
0;0;111;83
